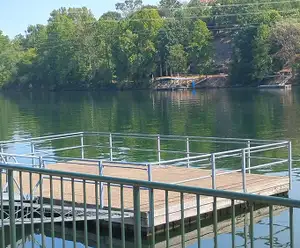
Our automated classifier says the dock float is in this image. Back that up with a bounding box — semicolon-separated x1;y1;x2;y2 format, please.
0;132;292;233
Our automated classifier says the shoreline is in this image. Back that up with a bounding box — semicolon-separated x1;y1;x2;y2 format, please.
1;75;296;93
0;84;296;93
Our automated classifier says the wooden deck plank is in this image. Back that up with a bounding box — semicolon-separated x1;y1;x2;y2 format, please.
1;161;289;227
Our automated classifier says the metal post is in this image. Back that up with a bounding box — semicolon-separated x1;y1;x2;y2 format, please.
0;144;5;163
211;153;216;189
242;149;247;193
38;156;44;201
147;164;152;182
157;135;161;164
180;192;185;248
8;170;16;248
31;142;35;166
250;203;254;248
147;164;155;243
39;156;44;168
244;212;248;248
288;141;293;190
247;140;251;174
80;133;84;159
186;137;190;168
99;161;104;209
290;207;294;248
269;205;273;248
133;186;142;248
109;133;113;161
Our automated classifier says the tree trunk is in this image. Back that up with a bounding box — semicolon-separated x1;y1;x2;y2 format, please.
160;62;163;77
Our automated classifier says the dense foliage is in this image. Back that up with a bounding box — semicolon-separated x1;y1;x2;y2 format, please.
1;0;300;90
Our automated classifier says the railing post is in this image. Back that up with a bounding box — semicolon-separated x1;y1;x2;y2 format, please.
0;144;4;163
147;164;154;238
288;141;293;190
109;133;113;161
186;137;190;168
98;160;104;209
80;133;84;159
157;135;161;164
133;186;142;248
39;156;44;168
247;140;251;174
8;169;16;248
147;164;152;182
242;149;247;193
211;153;216;189
31;142;35;166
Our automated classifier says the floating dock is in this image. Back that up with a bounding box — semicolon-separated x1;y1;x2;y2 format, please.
0;132;292;233
1;161;289;231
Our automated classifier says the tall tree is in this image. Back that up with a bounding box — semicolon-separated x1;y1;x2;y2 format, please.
159;0;182;17
270;20;300;67
188;20;213;74
116;0;143;17
127;8;163;81
252;24;272;81
0;32;20;87
168;44;188;74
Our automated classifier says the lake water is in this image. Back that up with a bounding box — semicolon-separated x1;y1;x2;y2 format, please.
0;89;299;247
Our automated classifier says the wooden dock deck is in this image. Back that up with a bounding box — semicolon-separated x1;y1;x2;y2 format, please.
1;161;289;229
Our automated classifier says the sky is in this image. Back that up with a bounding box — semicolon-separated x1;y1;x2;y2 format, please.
0;0;158;38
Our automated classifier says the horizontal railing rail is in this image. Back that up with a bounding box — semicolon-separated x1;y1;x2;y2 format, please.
0;139;292;195
0;132;84;146
0;132;292;218
0;162;298;248
84;131;286;144
0;163;297;206
0;131;286;147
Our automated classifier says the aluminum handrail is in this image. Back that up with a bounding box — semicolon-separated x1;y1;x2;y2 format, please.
84;131;286;143
248;141;289;151
0;163;298;207
0;132;84;145
34;143;288;163
0;130;281;145
0;132;291;203
0;161;297;248
172;158;288;185
0;153;40;160
41;156;149;167
150;153;211;166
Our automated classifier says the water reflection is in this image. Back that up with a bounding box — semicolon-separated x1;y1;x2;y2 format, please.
2;89;300;143
0;89;300;247
0;203;294;248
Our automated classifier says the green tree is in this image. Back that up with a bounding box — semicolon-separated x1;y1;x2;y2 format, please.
252;25;272;80
168;44;188;74
270;20;300;67
116;0;143;17
114;8;163;83
188;20;213;74
0;32;20;87
159;0;182;17
230;27;257;85
101;11;122;20
230;10;283;85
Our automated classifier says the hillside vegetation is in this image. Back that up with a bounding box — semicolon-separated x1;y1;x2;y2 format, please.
1;0;300;90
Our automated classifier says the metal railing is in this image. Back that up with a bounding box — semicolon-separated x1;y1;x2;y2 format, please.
0;131;287;158
0;163;299;248
0;132;292;209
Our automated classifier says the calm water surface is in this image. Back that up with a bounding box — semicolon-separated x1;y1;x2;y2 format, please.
0;89;299;247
